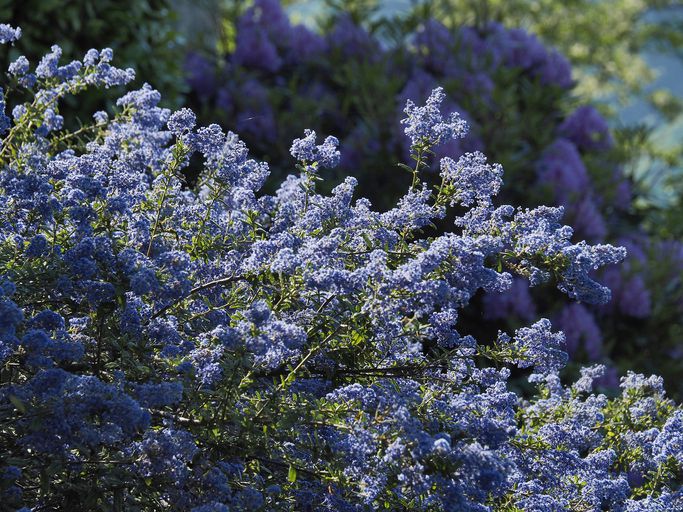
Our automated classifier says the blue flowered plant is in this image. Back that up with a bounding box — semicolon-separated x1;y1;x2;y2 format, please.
183;0;683;397
0;25;682;511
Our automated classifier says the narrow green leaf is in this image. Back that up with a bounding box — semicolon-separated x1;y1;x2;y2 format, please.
9;394;26;414
288;464;297;483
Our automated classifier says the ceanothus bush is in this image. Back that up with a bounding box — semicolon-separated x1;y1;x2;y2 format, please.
184;0;683;397
0;25;682;511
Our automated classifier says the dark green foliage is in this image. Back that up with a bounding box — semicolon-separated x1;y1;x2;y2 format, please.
0;0;184;116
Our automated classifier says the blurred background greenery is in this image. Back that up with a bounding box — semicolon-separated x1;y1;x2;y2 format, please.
0;0;185;110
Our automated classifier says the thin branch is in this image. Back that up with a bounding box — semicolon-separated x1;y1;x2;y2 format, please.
148;274;244;322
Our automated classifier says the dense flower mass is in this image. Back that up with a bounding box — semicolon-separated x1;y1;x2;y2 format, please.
0;25;682;512
182;0;683;397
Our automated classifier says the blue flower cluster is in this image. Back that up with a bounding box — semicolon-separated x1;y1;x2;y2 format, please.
0;26;681;511
183;0;683;396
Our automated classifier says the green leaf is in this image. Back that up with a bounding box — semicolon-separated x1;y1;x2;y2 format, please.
287;464;297;483
9;394;26;414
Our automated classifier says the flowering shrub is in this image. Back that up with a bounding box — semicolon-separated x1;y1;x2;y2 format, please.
184;0;683;395
1;25;682;511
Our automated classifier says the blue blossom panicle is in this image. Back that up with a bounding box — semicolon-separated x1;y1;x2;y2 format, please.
83;49;99;66
116;84;169;129
191;503;230;512
36;108;64;136
35;45;62;79
0;299;23;338
559;242;627;304
0;24;21;44
177;3;677;424
0;88;10;135
653;411;683;463
186;342;225;387
512;319;568;374
168;108;197;136
401;87;468;147
92;110;108;124
573;364;606;394
134;381;183;408
12;104;27;121
100;48;114;63
0;278;17;298
197;124;270;189
620;372;665;396
21;370;150;453
25;234;49;258
290;129;340;169
132;428;198;485
440;151;503;206
0;27;679;511
29;310;65;331
8;56;29;76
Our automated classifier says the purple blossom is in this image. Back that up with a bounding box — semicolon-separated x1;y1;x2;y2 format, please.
326;14;378;60
413;20;456;75
232;0;292;72
569;196;607;242
184;52;216;98
557;303;602;360
618;275;651;318
536;138;590;205
483;277;537;321
559;105;613;151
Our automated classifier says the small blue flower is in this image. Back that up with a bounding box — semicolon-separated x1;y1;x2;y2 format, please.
401;87;468;147
168;108;197;136
290;129;340;170
0;24;21;44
